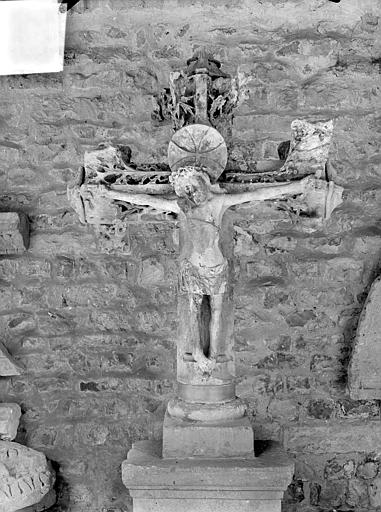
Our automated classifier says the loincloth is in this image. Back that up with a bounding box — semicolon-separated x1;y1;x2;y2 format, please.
179;260;228;295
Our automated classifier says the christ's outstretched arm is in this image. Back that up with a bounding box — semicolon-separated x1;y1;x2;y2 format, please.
221;177;311;209
105;189;181;214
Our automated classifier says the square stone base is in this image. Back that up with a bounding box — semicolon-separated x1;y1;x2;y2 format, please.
162;412;254;459
122;440;294;512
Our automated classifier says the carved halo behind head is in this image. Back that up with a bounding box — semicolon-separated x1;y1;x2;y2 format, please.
168;124;228;182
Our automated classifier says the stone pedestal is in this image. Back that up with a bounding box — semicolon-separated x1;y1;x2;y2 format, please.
122;440;294;512
163;413;254;459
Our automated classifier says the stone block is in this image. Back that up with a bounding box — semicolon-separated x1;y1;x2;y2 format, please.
162;412;254;459
349;276;381;400
0;212;29;254
0;342;23;376
122;440;294;512
284;421;381;454
0;403;21;441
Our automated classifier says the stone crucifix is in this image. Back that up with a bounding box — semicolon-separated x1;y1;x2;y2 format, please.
106;126;324;376
69;52;344;444
69;121;343;417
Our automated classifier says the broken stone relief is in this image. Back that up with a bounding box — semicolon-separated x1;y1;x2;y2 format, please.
348;275;381;400
0;212;29;254
0;219;55;512
68;51;344;511
0;442;55;512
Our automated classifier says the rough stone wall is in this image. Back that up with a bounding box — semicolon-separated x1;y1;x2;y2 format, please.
0;0;380;510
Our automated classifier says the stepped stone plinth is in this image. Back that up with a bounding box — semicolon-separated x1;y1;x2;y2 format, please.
123;440;294;512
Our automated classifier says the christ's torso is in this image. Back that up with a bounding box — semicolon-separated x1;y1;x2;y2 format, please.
178;198;226;269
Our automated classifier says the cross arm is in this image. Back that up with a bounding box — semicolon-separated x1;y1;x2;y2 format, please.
105;188;181;214
220;175;343;220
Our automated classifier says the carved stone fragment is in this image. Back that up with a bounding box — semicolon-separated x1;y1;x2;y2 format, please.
83;144;170;188
0;441;55;512
0;212;29;255
349;276;381;400
0;342;23;376
153;48;248;140
0;404;21;441
279;119;333;179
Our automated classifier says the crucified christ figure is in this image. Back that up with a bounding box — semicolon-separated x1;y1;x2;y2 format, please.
104;165;322;375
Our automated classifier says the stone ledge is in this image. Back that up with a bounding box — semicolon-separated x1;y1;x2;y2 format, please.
283;420;381;454
122;440;294;490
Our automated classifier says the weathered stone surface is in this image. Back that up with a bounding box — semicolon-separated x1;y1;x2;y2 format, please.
284;421;381;454
0;342;23;376
349;276;381;399
123;440;293;512
0;212;29;254
0;403;21;441
0;441;55;512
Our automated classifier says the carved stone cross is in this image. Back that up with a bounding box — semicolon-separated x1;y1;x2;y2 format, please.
69;52;343;460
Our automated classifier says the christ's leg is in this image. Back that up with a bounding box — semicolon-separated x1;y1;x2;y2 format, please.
189;293;216;373
209;293;227;361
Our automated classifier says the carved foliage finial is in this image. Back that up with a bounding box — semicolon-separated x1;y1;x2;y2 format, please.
153;49;247;139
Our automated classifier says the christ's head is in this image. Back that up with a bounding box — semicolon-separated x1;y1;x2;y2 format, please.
170;166;211;206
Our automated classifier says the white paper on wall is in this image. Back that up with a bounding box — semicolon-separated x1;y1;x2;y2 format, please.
0;0;67;76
